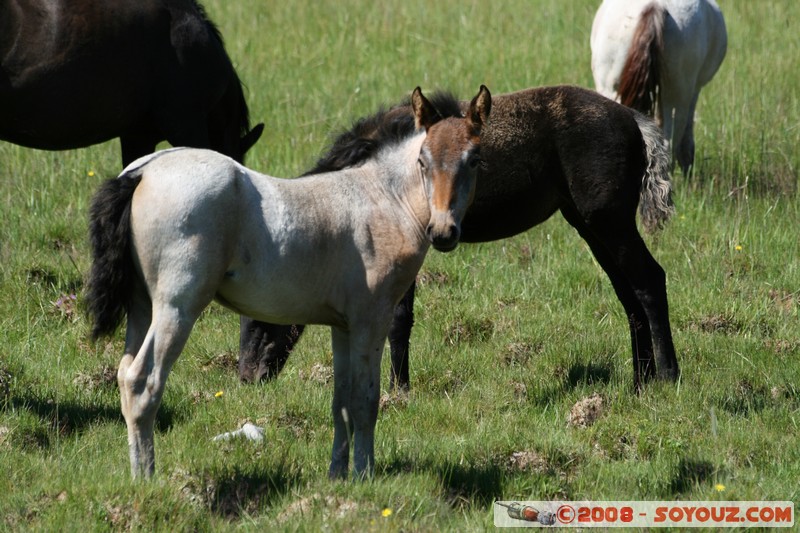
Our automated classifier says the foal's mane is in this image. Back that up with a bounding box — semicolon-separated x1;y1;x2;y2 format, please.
303;91;463;176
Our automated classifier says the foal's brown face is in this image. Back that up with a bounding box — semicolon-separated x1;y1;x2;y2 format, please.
412;85;491;252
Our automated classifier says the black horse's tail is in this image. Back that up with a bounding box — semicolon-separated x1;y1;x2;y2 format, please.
617;2;665;117
85;171;143;340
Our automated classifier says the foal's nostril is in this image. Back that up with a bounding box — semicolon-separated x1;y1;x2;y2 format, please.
426;223;460;251
449;224;459;241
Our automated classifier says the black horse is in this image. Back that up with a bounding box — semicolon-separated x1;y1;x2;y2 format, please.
0;0;263;165
2;0;263;359
239;85;679;392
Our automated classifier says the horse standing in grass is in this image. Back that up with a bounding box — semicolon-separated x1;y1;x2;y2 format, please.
239;85;679;392
591;0;727;174
0;0;263;164
2;0;264;379
85;86;491;480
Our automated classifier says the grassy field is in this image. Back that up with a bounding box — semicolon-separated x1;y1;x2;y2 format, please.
1;0;798;530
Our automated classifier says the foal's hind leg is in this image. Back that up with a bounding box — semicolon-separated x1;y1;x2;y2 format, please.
118;285;152;474
596;228;677;385
561;208;678;389
119;301;203;478
118;274;208;478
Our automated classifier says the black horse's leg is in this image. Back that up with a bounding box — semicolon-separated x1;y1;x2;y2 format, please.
613;237;679;383
238;318;305;383
560;207;676;391
388;281;416;390
120;133;156;167
589;218;677;386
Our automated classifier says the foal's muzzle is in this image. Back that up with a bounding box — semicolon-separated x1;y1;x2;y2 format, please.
427;222;461;252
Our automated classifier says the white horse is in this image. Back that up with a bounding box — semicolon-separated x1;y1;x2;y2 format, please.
85;86;491;480
591;0;727;174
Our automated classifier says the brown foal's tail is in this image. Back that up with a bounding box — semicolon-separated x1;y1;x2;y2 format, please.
85;170;143;340
634;112;674;233
617;2;665;117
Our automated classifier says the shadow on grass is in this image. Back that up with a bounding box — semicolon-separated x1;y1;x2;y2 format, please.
669;457;718;495
382;457;504;508
188;463;303;520
438;461;504;508
716;378;770;417
533;361;613;405
567;363;612;387
3;393;188;448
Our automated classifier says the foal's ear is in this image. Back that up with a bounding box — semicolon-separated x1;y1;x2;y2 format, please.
466;85;492;135
411;87;441;131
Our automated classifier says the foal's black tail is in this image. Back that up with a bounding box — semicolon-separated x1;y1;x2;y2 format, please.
85;170;143;340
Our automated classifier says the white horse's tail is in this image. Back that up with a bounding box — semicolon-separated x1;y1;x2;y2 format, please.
85;169;144;339
634;112;674;233
618;2;665;117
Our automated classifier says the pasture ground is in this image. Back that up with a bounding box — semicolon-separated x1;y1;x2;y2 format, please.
0;1;797;530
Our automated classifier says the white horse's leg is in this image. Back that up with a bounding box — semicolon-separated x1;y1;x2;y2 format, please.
659;85;695;174
329;326;353;479
328;322;387;480
676;93;699;175
118;284;151;476
118;299;203;478
347;324;388;479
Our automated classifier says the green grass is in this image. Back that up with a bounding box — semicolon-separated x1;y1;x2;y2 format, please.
1;0;798;530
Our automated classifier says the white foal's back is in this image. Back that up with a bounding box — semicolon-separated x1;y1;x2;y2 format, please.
128;146;430;329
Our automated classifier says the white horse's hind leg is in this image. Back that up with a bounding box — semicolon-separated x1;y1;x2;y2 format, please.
659;85;695;174
676;93;700;175
119;299;202;478
118;284;152;476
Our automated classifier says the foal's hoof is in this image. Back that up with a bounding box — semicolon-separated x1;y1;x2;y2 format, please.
657;365;680;382
328;464;348;481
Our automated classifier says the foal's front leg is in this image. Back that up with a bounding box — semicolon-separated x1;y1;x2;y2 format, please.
328;324;386;480
329;326;353;479
348;324;387;479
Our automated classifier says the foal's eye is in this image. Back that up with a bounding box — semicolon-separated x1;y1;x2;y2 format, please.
468;155;482;168
418;157;426;170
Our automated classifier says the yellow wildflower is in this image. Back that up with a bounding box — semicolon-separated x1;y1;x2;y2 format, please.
88;170;95;177
214;391;224;398
715;483;726;492
734;245;743;251
382;508;392;518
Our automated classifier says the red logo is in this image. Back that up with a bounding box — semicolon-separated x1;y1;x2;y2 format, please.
557;505;576;524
